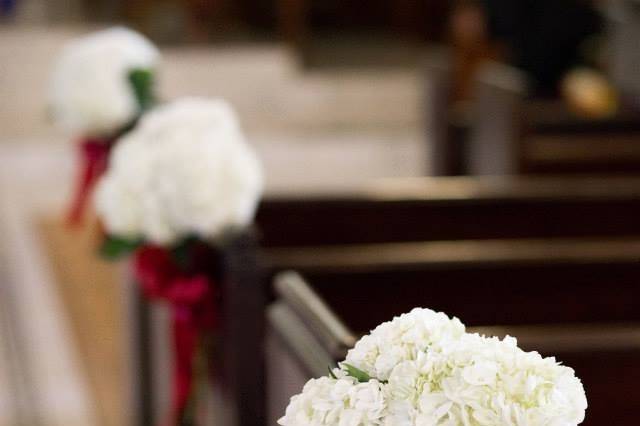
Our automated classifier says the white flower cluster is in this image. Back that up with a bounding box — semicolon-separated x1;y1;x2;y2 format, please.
94;97;263;245
345;308;466;382
280;375;386;426
49;27;159;136
279;308;587;426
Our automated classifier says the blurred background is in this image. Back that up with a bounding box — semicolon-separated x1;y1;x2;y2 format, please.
1;0;639;425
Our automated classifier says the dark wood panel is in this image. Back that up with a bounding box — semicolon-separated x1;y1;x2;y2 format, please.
217;233;266;426
312;263;640;328
273;240;640;330
257;176;640;247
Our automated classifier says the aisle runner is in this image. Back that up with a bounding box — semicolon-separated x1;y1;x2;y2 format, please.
0;144;97;426
39;218;127;426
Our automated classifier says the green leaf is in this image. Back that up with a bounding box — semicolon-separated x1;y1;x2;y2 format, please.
128;68;155;111
342;363;371;383
100;235;142;260
328;366;337;379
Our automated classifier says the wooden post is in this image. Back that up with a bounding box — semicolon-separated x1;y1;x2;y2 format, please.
607;0;640;104
423;48;459;176
218;231;265;426
467;61;527;175
123;267;155;426
126;230;265;426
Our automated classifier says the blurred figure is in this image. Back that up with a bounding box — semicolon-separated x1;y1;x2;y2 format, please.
481;0;603;97
449;0;499;102
449;0;616;117
449;0;605;100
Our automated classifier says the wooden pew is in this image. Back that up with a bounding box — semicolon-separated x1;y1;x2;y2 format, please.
467;61;640;175
259;175;640;426
276;0;450;65
426;0;640;177
464;0;640;175
256;175;640;247
268;266;640;426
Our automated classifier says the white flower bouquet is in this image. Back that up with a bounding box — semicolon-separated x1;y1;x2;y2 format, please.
49;26;159;224
95;97;263;246
49;26;159;136
279;308;587;426
95;97;263;423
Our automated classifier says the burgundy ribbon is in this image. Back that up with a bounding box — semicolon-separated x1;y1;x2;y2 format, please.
66;138;113;225
134;245;217;425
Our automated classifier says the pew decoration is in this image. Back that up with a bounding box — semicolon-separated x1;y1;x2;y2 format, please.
279;308;587;426
49;26;159;224
94;98;263;424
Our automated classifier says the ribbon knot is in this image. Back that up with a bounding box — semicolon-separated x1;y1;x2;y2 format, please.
134;245;218;425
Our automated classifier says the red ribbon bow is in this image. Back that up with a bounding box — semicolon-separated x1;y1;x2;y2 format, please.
134;245;218;425
66;138;113;226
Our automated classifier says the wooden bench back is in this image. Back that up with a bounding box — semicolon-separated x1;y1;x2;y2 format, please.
267;238;640;328
257;176;640;247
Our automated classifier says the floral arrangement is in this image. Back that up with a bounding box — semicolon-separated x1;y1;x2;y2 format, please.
95;97;263;423
49;26;159;223
279;308;587;426
49;26;158;135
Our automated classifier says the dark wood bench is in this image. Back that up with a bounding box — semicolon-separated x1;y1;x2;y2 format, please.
276;0;450;67
259;175;640;425
256;175;640;247
466;61;640;175
269;265;640;426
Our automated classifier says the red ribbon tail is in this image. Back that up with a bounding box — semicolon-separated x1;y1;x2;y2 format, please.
66;139;111;226
170;309;199;425
133;246;216;426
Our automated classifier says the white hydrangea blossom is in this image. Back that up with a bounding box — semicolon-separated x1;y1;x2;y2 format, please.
386;334;587;426
344;308;466;381
94;97;263;245
282;309;587;426
49;27;159;136
278;376;387;426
